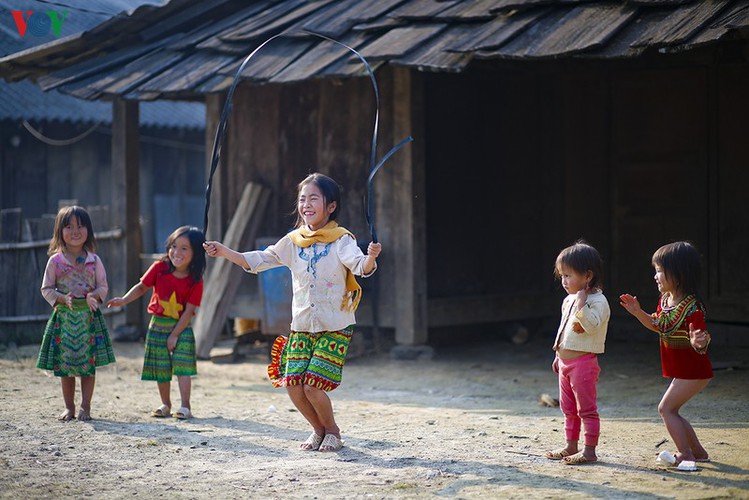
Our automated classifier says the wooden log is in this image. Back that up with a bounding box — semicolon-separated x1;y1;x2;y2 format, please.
194;182;270;359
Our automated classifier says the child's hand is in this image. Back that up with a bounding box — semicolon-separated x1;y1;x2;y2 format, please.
86;293;100;312
572;321;585;334
619;294;641;315
552;356;559;374
106;297;125;308
367;242;382;259
203;241;226;258
688;322;710;353
60;292;73;309
167;333;178;353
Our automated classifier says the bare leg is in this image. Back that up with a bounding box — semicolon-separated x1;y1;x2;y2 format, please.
157;382;172;409
658;378;710;462
177;376;191;410
78;376;95;421
59;377;76;421
286;385;325;437
303;385;340;444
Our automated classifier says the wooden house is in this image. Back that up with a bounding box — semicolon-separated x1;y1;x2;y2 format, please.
0;0;204;343
3;0;748;352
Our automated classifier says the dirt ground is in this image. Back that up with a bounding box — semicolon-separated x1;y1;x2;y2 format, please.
1;330;748;499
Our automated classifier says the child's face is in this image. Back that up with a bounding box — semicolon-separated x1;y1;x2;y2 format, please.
169;235;194;273
298;182;336;231
62;216;87;251
557;265;590;295
653;265;676;296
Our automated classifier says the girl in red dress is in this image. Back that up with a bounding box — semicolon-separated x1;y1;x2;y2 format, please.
619;241;712;467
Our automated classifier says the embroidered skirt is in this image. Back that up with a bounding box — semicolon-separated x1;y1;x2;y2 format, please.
267;326;353;392
141;315;197;382
37;299;116;377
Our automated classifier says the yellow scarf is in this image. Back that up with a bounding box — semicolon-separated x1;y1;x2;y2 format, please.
288;221;362;312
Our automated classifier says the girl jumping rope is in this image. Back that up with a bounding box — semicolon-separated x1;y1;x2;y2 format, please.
37;205;116;421
204;172;381;452
545;241;610;465
107;226;205;419
619;241;712;469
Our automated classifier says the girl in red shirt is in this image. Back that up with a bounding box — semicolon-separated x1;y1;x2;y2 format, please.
620;241;712;467
107;226;205;420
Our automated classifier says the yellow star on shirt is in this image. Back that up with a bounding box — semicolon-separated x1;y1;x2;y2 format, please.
159;291;183;319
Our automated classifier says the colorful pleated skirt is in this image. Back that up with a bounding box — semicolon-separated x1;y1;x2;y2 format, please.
37;299;116;377
267;326;353;392
141;315;197;382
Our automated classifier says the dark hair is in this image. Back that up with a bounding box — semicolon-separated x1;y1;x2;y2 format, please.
160;226;206;284
554;239;604;289
651;241;701;296
48;206;97;256
293;172;341;228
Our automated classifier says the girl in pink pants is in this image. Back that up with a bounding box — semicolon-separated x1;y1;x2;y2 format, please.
546;241;610;465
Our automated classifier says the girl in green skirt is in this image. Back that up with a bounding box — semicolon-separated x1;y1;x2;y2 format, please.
107;226;205;420
38;206;115;421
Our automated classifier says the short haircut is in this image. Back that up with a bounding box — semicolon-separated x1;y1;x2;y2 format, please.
554;240;604;289
652;241;701;296
161;225;206;285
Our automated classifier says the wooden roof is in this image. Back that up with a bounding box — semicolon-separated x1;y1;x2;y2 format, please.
1;0;748;101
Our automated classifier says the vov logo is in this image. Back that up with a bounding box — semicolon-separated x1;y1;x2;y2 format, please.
10;10;69;37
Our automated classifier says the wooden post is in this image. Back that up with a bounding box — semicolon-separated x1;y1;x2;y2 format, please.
111;99;142;327
205;93;227;243
390;67;428;347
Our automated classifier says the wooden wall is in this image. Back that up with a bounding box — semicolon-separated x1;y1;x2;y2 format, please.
211;45;749;344
0;121;205;344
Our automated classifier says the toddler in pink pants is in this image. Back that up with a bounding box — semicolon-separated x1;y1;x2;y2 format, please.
545;240;610;465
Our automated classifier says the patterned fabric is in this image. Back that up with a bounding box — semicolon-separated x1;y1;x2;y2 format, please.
140;261;203;319
267;326;353;392
40;252;108;308
141;315;197;382
37;299;115;377
654;294;713;379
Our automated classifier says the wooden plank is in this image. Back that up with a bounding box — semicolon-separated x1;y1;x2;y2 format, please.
631;0;731;47
270;32;369;84
447;8;546;52
218;38;316;82
435;0;508;21
529;5;638;57
135;51;236;94
194;182;270;359
393;24;473;72
359;25;447;60
388;0;462;20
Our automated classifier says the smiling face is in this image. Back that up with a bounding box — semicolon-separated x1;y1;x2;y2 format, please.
556;265;591;295
653;265;677;296
62;216;88;253
168;235;194;274
298;182;337;231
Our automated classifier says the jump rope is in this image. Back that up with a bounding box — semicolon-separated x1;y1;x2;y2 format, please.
202;30;414;244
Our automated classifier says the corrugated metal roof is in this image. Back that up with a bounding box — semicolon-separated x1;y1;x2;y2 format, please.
0;0;203;128
1;0;747;102
0;80;204;129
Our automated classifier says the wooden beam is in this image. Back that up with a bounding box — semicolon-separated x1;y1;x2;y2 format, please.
390;67;428;345
194;182;269;359
205;92;227;243
111;99;142;327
